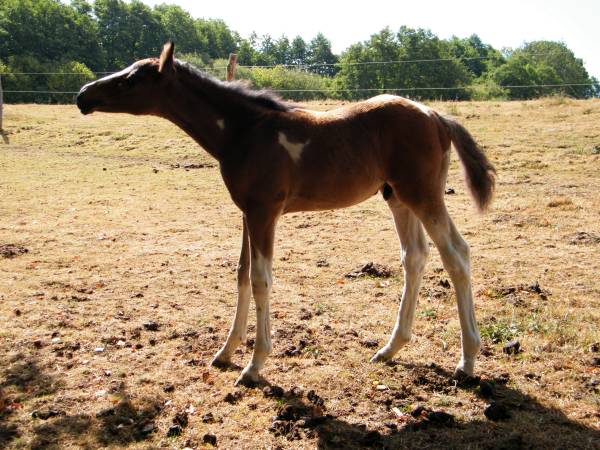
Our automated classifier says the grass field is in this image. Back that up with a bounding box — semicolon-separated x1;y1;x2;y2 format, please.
1;99;599;449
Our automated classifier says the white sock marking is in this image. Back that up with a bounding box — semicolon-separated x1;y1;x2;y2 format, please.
216;119;225;130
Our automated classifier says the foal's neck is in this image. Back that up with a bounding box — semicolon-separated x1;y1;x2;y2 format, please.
159;63;281;162
160;77;228;160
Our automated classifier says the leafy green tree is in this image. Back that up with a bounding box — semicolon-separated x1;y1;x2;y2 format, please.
0;0;103;70
307;33;338;76
195;18;237;59
591;77;600;97
491;52;562;99
154;3;203;54
394;26;471;98
128;0;165;59
1;1;598;103
290;36;308;66
256;34;277;66
333;26;471;100
70;0;93;15
274;36;291;65
236;38;258;66
94;0;135;69
331;42;374;99
448;34;504;78
520;41;594;98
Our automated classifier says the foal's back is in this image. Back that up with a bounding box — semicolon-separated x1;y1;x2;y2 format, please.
273;95;449;213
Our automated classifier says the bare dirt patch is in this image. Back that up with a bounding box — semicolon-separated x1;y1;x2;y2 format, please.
1;100;599;448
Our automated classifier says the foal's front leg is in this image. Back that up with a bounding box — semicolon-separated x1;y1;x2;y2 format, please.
235;211;277;386
211;219;251;367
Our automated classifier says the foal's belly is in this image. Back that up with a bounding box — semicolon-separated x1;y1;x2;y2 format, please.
283;177;382;213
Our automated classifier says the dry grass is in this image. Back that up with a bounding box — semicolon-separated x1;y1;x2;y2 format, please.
1;99;599;449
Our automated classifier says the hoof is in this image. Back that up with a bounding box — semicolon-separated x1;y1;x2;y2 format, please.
370;346;394;363
454;358;476;378
370;352;390;363
210;355;232;369
235;370;262;387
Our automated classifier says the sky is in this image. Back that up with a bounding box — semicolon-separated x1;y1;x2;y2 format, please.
140;0;600;79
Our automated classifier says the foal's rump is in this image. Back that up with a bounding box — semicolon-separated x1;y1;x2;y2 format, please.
362;96;495;212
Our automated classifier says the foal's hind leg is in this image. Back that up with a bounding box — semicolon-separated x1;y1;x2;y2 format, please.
371;198;429;362
211;218;251;367
418;203;481;376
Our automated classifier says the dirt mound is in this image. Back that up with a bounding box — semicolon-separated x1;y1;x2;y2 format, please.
0;244;28;258
569;232;600;245
345;262;393;279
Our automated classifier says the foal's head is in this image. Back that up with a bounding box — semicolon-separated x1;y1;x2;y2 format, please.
77;42;176;116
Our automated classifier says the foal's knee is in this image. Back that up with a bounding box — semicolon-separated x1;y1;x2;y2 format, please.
251;274;271;298
250;257;272;298
402;241;429;275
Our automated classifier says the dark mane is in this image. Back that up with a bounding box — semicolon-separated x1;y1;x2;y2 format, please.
175;60;292;112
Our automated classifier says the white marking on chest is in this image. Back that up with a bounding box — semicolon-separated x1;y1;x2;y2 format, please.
216;119;225;130
278;132;309;163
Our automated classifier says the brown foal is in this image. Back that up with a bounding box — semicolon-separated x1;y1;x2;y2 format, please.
77;43;495;386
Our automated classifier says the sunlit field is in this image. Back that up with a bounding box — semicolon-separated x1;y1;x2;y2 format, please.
1;99;599;449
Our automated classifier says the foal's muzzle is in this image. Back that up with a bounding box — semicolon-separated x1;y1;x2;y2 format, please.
76;93;92;115
76;83;99;115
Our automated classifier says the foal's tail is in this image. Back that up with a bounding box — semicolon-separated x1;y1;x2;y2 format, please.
438;115;496;212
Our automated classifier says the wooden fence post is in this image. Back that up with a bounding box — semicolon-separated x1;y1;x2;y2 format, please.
226;53;237;82
0;74;4;132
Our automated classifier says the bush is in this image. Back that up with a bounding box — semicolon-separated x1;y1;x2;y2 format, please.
467;79;508;100
48;61;96;103
2;56;95;103
238;66;329;101
180;57;331;102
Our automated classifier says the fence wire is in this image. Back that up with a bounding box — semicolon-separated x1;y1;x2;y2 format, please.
3;83;595;96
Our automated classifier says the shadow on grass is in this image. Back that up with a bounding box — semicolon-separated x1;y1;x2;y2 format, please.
1;357;57;446
0;356;163;449
93;387;163;446
2;355;598;449
264;363;600;450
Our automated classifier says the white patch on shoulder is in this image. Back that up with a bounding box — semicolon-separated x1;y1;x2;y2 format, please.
216;119;225;130
407;99;431;116
278;132;309;163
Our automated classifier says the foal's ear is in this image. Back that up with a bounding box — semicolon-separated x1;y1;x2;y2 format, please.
159;41;175;73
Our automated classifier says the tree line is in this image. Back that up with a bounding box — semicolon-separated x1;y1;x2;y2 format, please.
1;0;598;102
